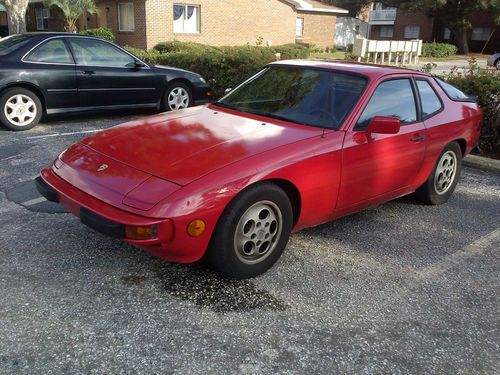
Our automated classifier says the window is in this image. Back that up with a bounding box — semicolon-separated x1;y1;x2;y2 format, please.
355;79;417;130
218;67;367;130
118;2;135;31
471;27;491;41
380;26;393;38
296;18;304;37
173;4;200;33
0;35;32;56
404;26;420;39
416;80;442;118
443;28;451;40
68;38;135;67
26;39;74;64
35;8;50;31
434;77;470;101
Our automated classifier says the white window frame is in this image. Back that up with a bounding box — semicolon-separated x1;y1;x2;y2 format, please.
35;8;50;31
404;26;420;39
295;17;304;37
173;4;200;34
471;27;491;41
379;26;393;38
118;2;135;32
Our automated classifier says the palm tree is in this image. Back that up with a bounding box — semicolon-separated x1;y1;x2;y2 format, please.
45;0;97;33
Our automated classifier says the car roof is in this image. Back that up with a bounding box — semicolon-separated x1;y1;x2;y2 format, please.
270;59;430;79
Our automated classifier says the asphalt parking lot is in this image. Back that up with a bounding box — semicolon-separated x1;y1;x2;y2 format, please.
0;111;499;374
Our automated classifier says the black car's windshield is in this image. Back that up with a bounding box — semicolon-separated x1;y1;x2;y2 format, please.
0;34;31;56
216;66;367;129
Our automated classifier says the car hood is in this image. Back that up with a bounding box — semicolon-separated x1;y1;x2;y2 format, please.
80;105;321;186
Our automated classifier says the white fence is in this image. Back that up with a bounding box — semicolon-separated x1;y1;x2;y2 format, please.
352;38;422;65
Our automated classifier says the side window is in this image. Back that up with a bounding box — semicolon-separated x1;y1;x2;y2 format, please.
416;80;443;118
25;39;74;64
355;79;417;130
434;77;469;100
68;38;135;67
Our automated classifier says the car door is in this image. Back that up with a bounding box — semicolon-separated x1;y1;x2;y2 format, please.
22;37;78;111
66;37;160;108
337;76;427;209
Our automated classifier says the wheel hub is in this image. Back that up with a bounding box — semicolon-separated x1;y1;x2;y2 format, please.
234;201;283;264
4;94;36;127
434;151;457;195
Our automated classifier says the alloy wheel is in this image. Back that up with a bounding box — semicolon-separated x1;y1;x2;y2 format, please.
167;87;189;110
4;94;37;127
434;150;457;195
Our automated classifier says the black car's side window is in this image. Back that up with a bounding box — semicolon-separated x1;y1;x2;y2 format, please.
67;38;135;67
416;80;443;118
25;39;74;64
355;78;417;130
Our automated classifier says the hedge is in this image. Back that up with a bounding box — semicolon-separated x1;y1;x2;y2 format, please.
445;58;500;158
126;41;311;97
422;42;458;58
80;28;116;42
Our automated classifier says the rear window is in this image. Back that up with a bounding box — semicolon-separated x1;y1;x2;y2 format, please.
434;77;472;101
0;34;31;56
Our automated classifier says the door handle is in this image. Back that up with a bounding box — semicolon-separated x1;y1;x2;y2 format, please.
81;70;95;75
410;134;426;142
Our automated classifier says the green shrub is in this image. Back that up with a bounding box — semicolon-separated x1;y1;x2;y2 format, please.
422;42;458;58
445;58;500;158
80;28;116;42
154;41;216;53
270;44;309;59
124;46;161;63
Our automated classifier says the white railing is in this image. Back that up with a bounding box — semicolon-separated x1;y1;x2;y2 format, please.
353;38;422;65
369;9;397;22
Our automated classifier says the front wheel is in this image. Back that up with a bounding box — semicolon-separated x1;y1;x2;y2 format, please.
206;183;293;279
0;88;42;131
495;59;500;70
415;142;462;205
161;82;193;111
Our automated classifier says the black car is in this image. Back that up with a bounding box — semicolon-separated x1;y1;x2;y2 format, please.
0;33;212;131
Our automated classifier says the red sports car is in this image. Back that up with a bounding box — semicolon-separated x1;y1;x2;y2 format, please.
37;61;482;279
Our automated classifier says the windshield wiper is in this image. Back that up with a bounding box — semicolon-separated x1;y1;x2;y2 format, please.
213;101;240;111
243;109;308;126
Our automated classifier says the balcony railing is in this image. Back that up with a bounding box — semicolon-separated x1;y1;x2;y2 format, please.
369;9;397;23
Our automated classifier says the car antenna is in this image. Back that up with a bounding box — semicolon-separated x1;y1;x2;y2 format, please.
321;128;326;138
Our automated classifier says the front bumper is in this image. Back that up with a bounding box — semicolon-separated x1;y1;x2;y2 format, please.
35;168;217;262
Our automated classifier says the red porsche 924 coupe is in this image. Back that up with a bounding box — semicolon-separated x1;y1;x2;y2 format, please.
36;61;482;279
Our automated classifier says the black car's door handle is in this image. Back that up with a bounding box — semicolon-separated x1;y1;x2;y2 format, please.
410;134;426;142
81;70;95;75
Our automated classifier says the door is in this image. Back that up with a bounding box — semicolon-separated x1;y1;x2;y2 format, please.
66;37;160;108
22;37;78;111
337;77;426;209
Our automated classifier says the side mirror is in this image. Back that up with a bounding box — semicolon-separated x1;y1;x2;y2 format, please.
367;116;400;136
224;88;232;95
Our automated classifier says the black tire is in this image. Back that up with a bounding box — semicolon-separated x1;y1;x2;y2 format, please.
495;58;500;70
161;81;193;112
415;142;462;205
0;88;42;131
206;183;293;279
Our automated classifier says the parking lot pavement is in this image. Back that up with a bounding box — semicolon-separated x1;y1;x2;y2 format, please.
0;113;499;374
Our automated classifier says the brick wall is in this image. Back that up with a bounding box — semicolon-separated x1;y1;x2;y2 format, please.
370;10;433;41
297;11;336;48
101;0;148;49
26;4;66;32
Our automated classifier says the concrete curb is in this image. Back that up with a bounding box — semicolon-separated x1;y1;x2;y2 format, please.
463;154;500;174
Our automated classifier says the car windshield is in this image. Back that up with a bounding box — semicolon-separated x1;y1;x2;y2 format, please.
216;66;367;130
0;34;31;56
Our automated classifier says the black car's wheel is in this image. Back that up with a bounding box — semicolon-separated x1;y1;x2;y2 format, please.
415;142;462;205
495;59;500;70
162;82;193;111
206;183;293;279
0;88;42;131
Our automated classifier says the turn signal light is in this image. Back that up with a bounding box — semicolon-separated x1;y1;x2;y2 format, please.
125;225;157;240
187;219;206;237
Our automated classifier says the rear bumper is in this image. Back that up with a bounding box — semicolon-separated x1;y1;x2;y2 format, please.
37;168;206;263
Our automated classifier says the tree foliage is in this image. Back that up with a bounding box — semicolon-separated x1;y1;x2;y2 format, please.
318;0;372;17
44;0;97;33
4;0;29;34
383;0;500;54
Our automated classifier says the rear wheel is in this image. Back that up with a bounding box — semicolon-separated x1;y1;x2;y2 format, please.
0;88;42;131
495;58;500;70
415;142;462;205
206;183;293;279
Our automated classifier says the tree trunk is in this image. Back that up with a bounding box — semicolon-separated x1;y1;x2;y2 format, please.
5;0;29;35
454;26;469;55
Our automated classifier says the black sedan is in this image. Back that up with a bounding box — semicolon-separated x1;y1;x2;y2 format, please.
0;33;212;131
